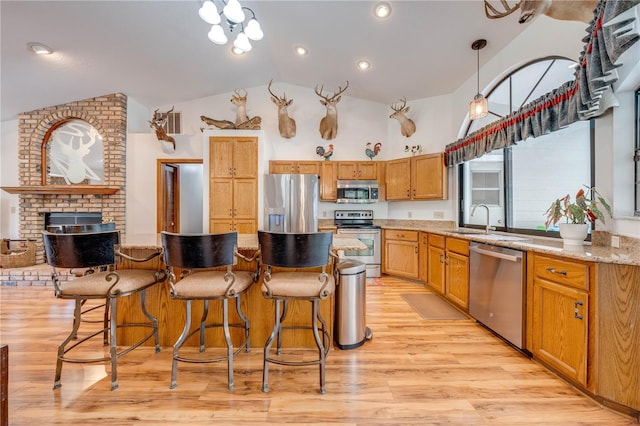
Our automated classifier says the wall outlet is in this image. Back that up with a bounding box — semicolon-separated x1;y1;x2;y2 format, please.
611;235;620;248
433;211;444;219
407;211;412;218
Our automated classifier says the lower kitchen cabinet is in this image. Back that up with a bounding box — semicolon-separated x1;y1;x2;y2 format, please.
444;237;469;309
427;233;446;294
383;229;419;279
530;253;591;387
426;234;469;308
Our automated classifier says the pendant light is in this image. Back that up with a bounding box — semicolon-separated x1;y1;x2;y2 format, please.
469;39;488;120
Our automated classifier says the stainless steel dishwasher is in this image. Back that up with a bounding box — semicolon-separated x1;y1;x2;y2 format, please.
469;242;526;349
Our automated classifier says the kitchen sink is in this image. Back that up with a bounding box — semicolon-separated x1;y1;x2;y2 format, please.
477;234;532;242
449;229;484;235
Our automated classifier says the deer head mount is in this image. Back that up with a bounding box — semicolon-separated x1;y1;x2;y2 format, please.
484;0;597;24
200;89;262;131
315;81;349;140
268;79;296;139
389;97;416;138
149;106;176;152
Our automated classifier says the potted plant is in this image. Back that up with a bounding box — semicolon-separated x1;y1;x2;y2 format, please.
544;186;612;246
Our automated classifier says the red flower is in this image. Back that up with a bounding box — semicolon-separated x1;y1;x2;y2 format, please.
575;188;585;199
587;209;597;223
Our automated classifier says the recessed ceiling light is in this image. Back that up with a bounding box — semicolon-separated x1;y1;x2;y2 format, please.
27;42;53;55
357;60;371;70
295;46;308;56
374;2;391;19
231;45;245;55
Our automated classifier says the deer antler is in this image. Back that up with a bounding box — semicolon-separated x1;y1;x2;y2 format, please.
234;89;247;98
484;0;522;19
315;81;349;101
390;97;408;112
268;79;287;101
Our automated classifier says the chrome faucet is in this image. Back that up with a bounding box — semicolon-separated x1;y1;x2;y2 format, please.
471;204;495;234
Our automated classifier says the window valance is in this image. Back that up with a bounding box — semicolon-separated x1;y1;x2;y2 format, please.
445;0;640;167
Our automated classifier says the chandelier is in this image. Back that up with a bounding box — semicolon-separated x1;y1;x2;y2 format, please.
198;0;264;53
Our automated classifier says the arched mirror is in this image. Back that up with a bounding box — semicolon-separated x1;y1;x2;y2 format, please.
42;119;104;185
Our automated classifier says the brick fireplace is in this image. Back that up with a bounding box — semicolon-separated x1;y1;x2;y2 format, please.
16;93;127;263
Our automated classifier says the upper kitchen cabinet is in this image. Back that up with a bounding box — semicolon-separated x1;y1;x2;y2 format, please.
320;162;338;201
337;161;378;180
210;137;257;179
269;160;320;175
385;153;447;201
208;136;258;233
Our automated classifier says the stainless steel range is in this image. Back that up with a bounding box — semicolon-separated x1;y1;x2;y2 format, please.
334;210;381;278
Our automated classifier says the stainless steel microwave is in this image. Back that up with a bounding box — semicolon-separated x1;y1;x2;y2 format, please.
336;180;379;203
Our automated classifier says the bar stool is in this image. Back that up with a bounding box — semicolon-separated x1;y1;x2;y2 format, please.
42;230;165;391
257;231;337;394
161;231;257;390
48;222;117;345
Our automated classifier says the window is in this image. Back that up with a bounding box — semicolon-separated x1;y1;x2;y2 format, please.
459;58;594;236
635;89;640;216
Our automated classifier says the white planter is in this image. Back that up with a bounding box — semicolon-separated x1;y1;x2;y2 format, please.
559;223;588;246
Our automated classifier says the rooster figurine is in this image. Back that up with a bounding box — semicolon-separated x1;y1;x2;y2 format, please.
316;144;334;161
365;142;382;160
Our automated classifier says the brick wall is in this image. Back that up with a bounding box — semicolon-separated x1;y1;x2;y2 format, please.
17;93;127;263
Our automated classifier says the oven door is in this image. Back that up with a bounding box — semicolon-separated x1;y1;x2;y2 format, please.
336;228;381;277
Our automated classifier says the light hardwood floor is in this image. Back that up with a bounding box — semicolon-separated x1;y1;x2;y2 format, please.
0;276;636;425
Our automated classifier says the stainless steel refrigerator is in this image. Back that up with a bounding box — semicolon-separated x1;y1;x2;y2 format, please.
264;174;318;233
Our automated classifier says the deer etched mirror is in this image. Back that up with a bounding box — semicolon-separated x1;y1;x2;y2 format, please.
42;118;104;185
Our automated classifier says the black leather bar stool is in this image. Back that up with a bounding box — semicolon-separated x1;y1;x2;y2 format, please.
161;231;257;390
257;231;337;394
42;230;165;391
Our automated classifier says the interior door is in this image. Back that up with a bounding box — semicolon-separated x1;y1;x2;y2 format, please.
161;163;179;233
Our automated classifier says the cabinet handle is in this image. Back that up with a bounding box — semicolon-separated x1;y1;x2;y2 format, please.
413;189;416;196
546;267;567;276
439;254;444;264
233;167;237;175
406;189;410;197
228;209;232;216
233;209;237;215
574;301;584;319
228;167;233;175
414;246;418;254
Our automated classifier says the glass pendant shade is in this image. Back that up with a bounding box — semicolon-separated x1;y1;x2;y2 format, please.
199;1;220;25
244;19;263;40
208;24;228;44
223;0;245;23
469;94;489;120
234;32;252;52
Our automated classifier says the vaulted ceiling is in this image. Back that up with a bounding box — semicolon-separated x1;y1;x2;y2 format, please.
0;1;529;122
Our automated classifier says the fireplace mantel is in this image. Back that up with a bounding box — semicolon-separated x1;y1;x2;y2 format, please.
1;185;119;195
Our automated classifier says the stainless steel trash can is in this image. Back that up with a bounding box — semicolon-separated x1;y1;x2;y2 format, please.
334;260;371;349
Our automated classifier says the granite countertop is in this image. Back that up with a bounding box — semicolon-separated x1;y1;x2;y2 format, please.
377;221;640;267
121;233;366;252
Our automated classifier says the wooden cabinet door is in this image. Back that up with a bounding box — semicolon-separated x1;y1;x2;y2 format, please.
209;137;234;178
427;245;445;295
358;162;377;180
270;161;295;174
532;278;589;386
297;161;321;175
210;220;233;233
337;162;358;180
234;219;257;234
411;153;447;200
384;239;419;279
234;179;257;221
320;162;337;201
209;179;233;221
385;158;411;200
233;137;257;178
419;232;429;285
445;251;469;309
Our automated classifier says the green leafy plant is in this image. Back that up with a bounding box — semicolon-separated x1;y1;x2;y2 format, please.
544;186;612;229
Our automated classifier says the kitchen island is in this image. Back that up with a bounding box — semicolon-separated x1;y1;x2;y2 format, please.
116;233;366;350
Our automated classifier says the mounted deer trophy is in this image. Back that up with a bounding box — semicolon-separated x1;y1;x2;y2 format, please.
314;81;349;140
149;106;176;152
268;79;296;139
484;0;597;23
230;89;262;130
389;97;416;138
